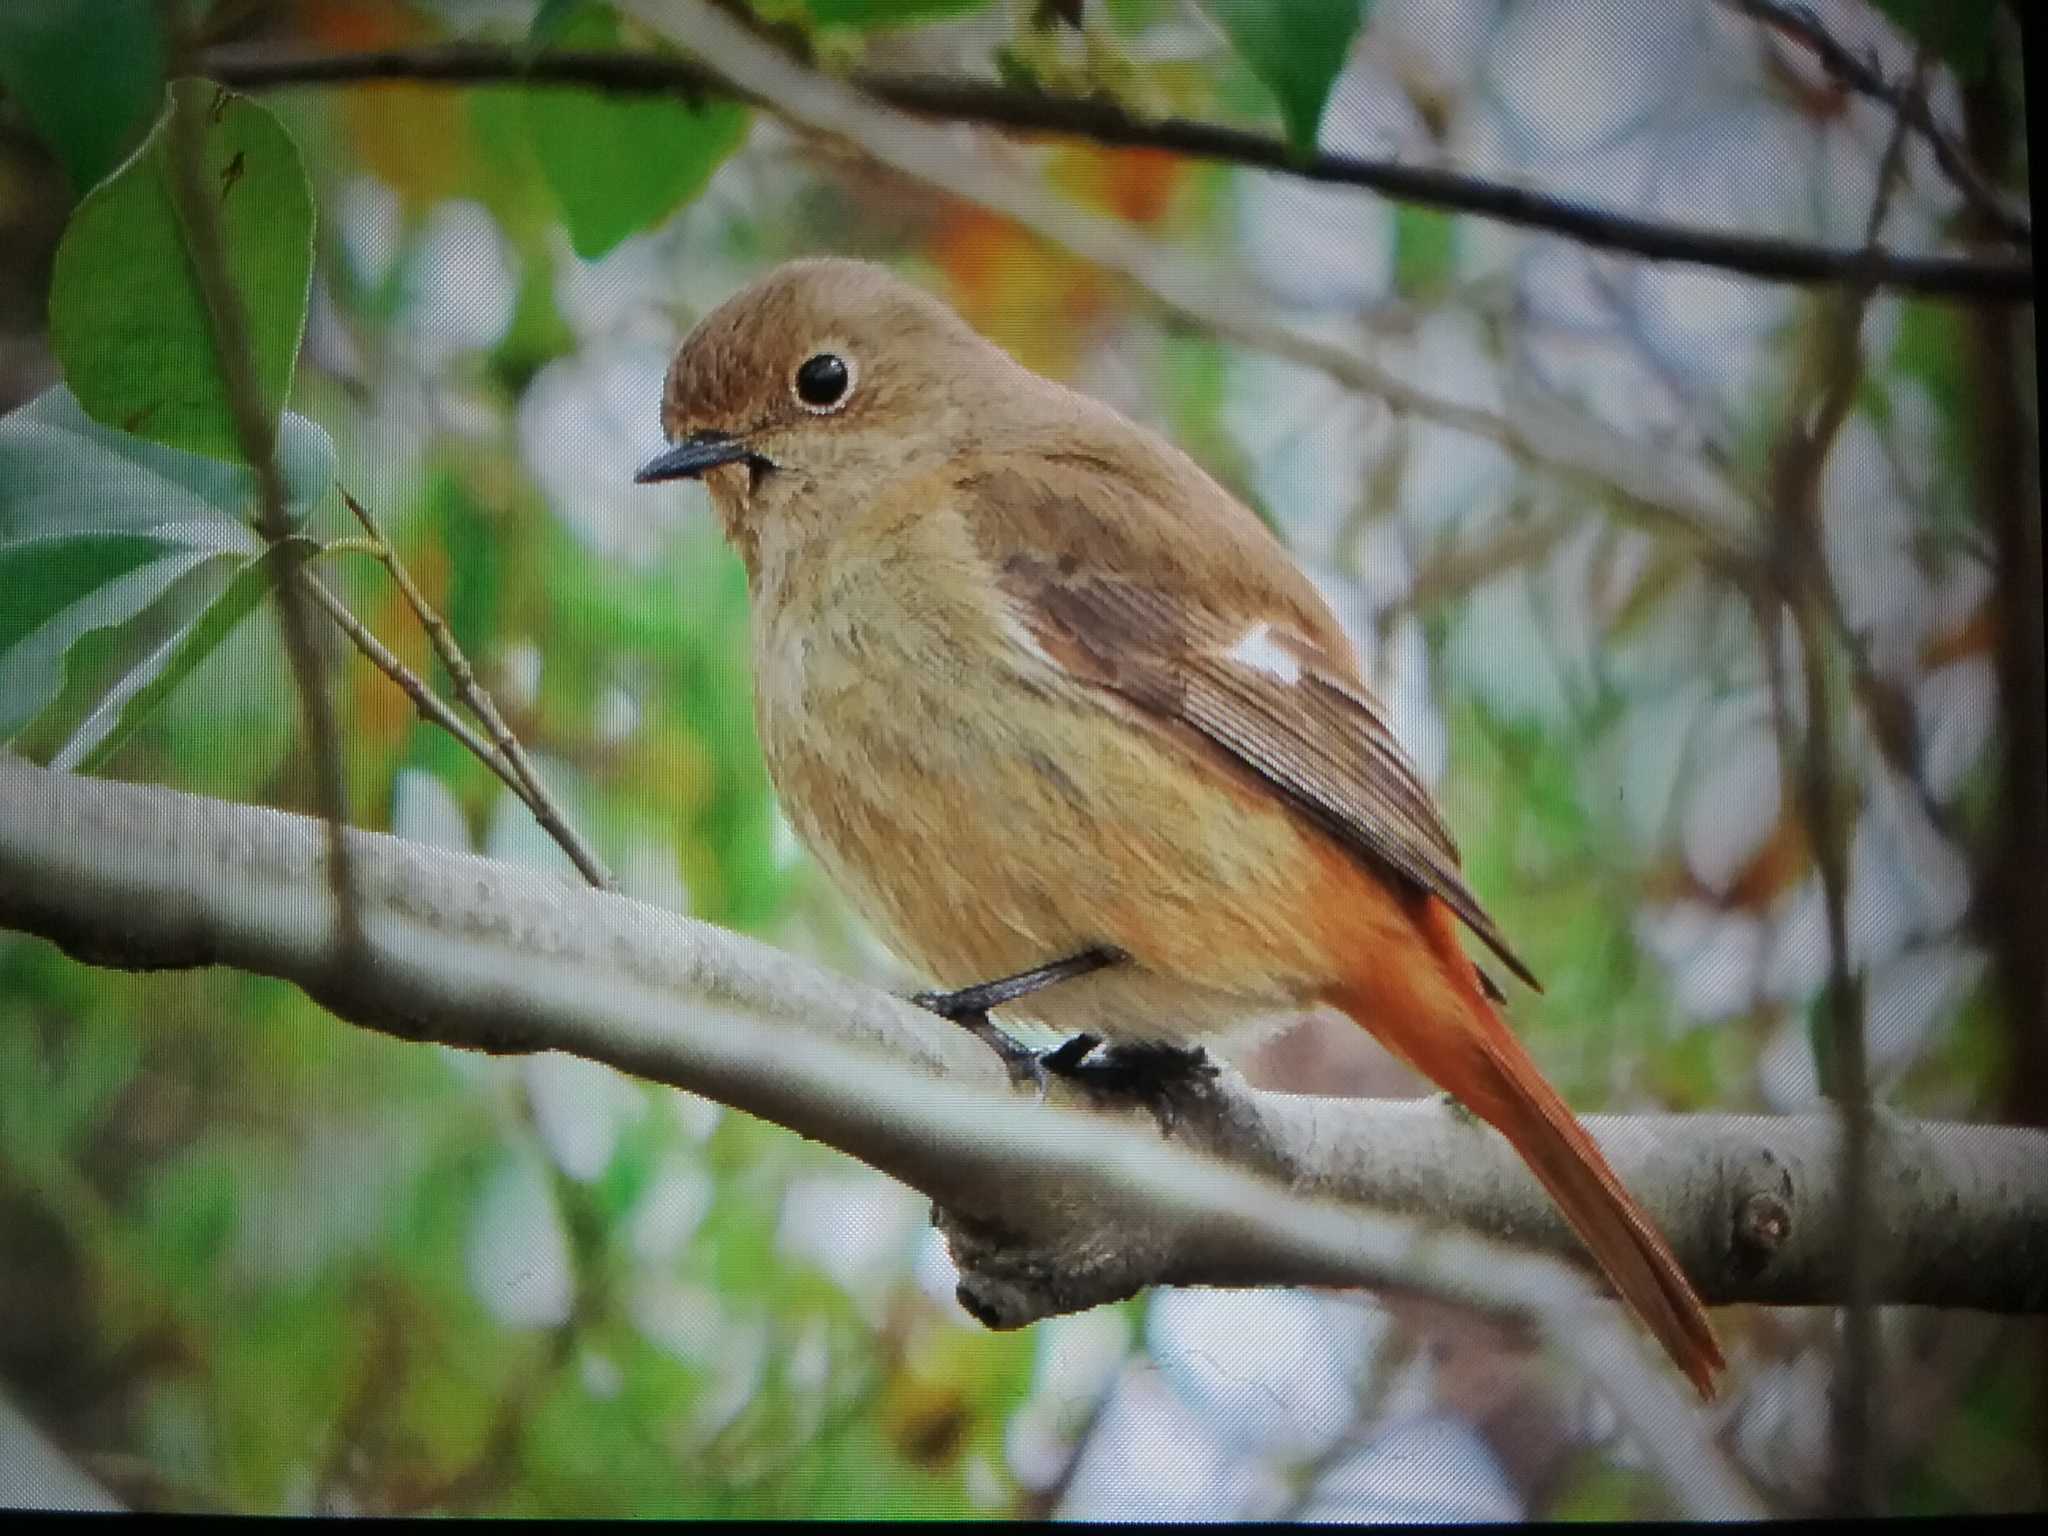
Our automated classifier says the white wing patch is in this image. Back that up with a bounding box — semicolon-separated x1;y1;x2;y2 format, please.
1000;607;1060;671
1223;621;1303;685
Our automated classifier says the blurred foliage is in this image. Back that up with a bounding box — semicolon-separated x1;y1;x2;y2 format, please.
518;5;750;261
1868;0;1998;81
0;0;2040;1520
0;0;166;194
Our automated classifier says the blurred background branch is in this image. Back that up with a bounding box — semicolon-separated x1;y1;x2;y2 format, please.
160;69;365;958
1721;0;2030;246
202;37;2031;298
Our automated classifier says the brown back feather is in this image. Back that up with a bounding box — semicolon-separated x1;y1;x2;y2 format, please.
957;444;1542;993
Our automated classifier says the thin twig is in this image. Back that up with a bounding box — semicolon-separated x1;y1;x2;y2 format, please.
199;41;2031;300
1015;1336;1135;1519
1272;1320;1424;1520
301;571;523;789
161;79;364;956
338;489;615;891
1723;0;2031;246
1379;504;1579;629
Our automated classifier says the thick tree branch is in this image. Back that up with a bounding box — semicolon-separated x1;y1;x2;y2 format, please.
3;752;2045;1335
198;41;2030;301
0;755;1775;1517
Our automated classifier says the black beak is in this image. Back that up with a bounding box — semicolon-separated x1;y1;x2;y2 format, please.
634;430;753;483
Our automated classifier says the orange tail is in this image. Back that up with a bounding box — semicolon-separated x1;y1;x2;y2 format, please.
1324;891;1725;1398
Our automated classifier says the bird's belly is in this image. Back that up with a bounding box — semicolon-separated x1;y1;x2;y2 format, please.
759;660;1334;1046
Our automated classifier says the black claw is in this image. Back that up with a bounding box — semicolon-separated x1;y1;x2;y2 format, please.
955;1285;1003;1329
1041;1032;1101;1075
909;986;973;1021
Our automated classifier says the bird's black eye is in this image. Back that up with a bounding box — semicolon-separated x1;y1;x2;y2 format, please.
793;352;852;411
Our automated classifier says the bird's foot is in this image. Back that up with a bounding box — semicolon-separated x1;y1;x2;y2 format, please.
1055;1039;1218;1136
910;947;1127;1097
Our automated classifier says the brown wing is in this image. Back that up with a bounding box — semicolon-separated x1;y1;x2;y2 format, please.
1004;561;1541;993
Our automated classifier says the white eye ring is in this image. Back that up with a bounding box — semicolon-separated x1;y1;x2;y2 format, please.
791;351;857;414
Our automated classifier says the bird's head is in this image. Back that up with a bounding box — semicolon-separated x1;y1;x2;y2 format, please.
637;258;1017;559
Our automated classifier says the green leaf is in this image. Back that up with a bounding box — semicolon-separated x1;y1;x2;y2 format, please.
0;384;335;752
1869;0;1997;81
521;6;750;260
48;78;316;464
61;536;320;773
797;0;997;30
1200;0;1367;151
0;0;166;194
0;386;334;543
0;533;186;659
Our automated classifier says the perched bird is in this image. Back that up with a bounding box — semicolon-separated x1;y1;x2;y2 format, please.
637;257;1724;1397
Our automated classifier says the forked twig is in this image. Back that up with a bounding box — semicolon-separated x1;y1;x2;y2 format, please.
335;488;616;891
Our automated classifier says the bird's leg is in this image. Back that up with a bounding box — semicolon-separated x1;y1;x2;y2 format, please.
910;946;1127;1092
913;945;1127;1019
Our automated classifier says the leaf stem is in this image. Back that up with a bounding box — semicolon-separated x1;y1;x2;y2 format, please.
161;75;364;956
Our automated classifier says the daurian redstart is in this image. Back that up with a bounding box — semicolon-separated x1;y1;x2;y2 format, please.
637;258;1723;1397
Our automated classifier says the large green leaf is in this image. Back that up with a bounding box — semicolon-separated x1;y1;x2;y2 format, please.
0;534;188;660
1200;1;1368;151
48;79;316;464
0;385;334;759
0;0;166;194
522;5;750;260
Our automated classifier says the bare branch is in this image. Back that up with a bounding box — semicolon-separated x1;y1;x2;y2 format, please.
1757;47;1931;1513
336;490;616;892
4;754;2044;1320
197;41;2031;300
